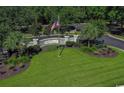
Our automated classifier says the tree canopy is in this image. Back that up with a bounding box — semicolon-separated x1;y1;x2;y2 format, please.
0;6;124;47
0;6;123;26
81;20;107;47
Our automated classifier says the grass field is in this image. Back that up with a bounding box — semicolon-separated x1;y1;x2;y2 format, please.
0;48;124;87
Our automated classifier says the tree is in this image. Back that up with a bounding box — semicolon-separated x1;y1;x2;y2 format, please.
85;6;107;20
107;7;119;24
116;7;124;28
1;6;124;42
0;23;11;47
81;20;107;47
3;32;25;56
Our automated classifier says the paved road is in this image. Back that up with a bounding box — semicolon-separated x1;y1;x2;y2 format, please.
37;34;124;50
101;35;124;50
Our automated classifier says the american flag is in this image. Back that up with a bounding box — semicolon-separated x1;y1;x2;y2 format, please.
51;21;60;31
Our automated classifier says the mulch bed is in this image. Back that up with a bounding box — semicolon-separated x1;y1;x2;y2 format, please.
90;48;118;58
0;62;30;80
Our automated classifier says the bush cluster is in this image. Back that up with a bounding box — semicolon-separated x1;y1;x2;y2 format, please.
93;47;117;57
5;55;30;67
66;41;80;47
80;46;97;53
24;45;42;57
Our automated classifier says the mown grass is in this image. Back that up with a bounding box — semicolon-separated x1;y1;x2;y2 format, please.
0;48;124;86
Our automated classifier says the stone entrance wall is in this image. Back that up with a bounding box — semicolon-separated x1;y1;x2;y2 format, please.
38;38;65;48
27;35;79;48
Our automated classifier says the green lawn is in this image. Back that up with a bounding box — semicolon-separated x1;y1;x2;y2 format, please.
0;48;124;87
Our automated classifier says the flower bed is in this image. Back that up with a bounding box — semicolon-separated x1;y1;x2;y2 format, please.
0;56;30;80
80;46;118;58
92;47;118;57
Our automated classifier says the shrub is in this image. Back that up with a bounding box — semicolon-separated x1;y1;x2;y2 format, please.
95;44;107;49
17;56;30;67
21;56;30;63
5;56;17;66
66;41;75;47
33;45;42;53
5;55;30;68
80;46;97;53
26;45;42;56
17;56;30;64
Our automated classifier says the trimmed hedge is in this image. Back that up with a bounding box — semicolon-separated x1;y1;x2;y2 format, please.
66;41;80;47
25;45;42;56
5;56;17;66
5;55;30;67
80;46;97;53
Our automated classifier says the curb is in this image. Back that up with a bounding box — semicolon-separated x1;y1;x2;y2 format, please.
107;34;124;42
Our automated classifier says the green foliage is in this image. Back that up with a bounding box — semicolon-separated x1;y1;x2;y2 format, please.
0;6;123;27
86;6;107;19
95;43;107;49
66;41;76;47
5;56;17;66
81;20;107;40
17;56;30;64
32;45;41;53
5;55;30;66
80;46;97;53
0;23;11;47
0;6;124;47
81;20;107;47
41;27;46;35
66;41;80;47
3;32;25;51
27;45;41;55
108;9;118;22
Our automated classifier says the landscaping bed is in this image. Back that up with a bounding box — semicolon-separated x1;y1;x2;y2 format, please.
92;47;118;57
0;45;42;80
0;62;30;80
0;55;31;80
80;45;118;58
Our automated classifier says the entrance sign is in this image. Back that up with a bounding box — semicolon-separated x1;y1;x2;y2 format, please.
28;35;79;47
44;40;58;44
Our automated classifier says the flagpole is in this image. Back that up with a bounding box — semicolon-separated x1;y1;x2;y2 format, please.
58;15;60;35
57;15;65;57
58;15;60;57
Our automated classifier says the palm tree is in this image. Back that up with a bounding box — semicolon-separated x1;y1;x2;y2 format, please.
0;23;11;47
81;20;107;47
3;32;25;56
